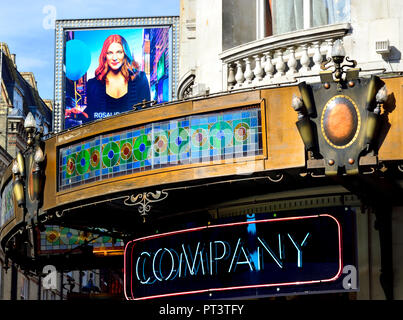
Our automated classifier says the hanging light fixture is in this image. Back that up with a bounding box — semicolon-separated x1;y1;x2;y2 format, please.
291;94;316;152
29;146;46;201
321;39;357;84
24;112;36;146
365;84;389;151
12;160;25;207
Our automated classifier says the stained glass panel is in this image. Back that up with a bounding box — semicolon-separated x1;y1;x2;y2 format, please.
39;225;124;254
59;105;263;190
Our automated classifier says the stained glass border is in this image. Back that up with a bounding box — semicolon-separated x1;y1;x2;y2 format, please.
58;105;263;191
38;225;124;255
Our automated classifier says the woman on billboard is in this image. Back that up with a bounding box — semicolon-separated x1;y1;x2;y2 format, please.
86;34;150;121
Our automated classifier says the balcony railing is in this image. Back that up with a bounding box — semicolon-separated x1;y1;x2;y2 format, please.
219;23;351;90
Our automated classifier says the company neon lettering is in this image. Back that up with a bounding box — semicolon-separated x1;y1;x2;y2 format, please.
135;232;310;284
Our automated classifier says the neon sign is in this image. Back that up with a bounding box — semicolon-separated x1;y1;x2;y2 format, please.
125;213;351;300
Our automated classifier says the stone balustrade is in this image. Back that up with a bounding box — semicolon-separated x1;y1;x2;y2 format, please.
220;23;351;90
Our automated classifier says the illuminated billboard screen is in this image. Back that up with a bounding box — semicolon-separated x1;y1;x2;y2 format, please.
54;17;179;132
157;53;165;80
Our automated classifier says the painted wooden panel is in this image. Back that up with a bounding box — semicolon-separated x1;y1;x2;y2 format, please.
378;77;403;160
261;86;306;170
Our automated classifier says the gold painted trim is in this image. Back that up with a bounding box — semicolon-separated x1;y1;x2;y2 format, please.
320;94;361;149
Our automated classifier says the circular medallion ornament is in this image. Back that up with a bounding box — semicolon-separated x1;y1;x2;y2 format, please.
234;122;250;142
90;149;100;168
321;95;361;149
66;156;76;176
210;122;233;149
102;142;120;167
169;128;190;154
133;134;151;161
191;128;208;148
120;142;133;161
76;150;91;175
46;229;60;244
60;228;79;245
153;131;169;154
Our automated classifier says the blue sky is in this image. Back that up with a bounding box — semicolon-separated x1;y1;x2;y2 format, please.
0;0;180;99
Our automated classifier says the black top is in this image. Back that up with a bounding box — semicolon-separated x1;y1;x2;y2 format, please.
85;71;150;122
106;92;129;112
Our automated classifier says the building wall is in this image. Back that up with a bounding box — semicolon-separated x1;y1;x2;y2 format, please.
0;263;3;299
192;0;223;95
356;205;403;300
0;110;7;155
356;208;385;299
179;0;197;80
180;0;403;96
0;81;10;156
1;265;11;300
346;0;403;72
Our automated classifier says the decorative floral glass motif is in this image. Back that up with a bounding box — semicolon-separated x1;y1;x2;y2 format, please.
59;105;263;190
39;225;124;254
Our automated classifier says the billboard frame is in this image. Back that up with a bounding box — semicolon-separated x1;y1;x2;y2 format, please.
53;16;180;133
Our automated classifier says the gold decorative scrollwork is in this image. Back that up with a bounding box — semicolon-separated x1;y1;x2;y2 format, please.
267;173;284;183
124;190;169;222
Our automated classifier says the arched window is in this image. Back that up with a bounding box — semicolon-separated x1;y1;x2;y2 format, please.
177;73;195;100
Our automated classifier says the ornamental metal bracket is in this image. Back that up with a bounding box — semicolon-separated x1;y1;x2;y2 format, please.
124;190;169;222
9;113;46;260
291;40;388;177
320;39;359;91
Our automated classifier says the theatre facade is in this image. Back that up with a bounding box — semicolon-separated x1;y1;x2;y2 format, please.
1;0;403;300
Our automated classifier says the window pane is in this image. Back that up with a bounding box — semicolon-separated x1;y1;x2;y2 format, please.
223;0;257;50
270;0;350;35
272;0;304;34
13;88;23;111
312;0;350;27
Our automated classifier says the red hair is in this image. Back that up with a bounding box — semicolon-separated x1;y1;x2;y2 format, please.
95;34;140;83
